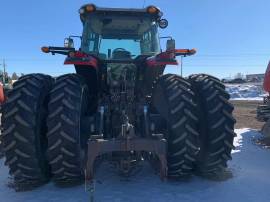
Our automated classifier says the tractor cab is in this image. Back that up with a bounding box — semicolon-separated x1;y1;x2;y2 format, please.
42;4;195;81
71;4;169;87
80;6;161;60
78;4;164;61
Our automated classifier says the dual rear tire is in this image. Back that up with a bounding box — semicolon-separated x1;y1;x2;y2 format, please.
1;73;235;186
152;74;235;177
189;74;236;175
1;74;90;187
152;74;200;178
1;74;53;188
46;74;90;184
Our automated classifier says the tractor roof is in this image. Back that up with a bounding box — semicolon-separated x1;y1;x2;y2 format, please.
79;4;163;24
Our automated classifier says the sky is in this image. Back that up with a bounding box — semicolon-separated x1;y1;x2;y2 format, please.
0;0;270;78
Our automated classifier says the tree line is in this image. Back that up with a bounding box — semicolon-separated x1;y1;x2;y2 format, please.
0;70;24;83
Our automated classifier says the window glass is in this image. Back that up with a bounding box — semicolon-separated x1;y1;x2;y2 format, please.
81;19;160;58
100;39;140;58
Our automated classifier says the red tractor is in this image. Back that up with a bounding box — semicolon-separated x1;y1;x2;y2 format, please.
1;4;235;189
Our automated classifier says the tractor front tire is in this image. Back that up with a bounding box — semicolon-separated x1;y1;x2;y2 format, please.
47;74;89;184
1;74;53;189
152;74;200;178
189;74;236;176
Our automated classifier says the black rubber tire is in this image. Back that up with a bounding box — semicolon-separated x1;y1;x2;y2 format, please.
1;74;53;187
47;74;89;184
189;74;236;175
152;74;200;178
257;104;270;122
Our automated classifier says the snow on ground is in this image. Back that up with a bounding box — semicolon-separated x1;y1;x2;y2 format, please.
1;129;270;202
226;83;267;100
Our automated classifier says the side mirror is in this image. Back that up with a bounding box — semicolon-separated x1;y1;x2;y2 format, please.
159;19;168;29
166;39;175;51
64;38;74;48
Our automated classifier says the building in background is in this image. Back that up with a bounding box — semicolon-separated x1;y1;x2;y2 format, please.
246;73;265;82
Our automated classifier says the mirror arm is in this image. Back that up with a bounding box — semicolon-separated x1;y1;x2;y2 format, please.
69;35;82;40
44;47;75;55
159;36;173;40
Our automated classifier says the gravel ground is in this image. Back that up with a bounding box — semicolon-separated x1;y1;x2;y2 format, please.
231;100;270;146
231;100;264;130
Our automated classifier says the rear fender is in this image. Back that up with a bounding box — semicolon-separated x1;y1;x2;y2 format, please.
64;51;98;68
146;51;178;67
145;49;196;67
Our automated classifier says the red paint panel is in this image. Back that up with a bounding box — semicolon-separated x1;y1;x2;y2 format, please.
64;51;98;68
263;61;270;92
0;83;5;104
146;57;178;67
146;51;178;67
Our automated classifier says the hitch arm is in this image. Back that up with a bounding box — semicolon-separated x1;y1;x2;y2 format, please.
41;46;75;55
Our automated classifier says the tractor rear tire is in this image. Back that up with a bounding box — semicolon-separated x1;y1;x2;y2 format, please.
189;74;236;176
1;74;53;188
152;74;200;178
46;74;89;184
262;119;270;138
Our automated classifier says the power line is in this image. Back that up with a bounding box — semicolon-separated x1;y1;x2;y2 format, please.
2;53;269;62
196;54;270;58
181;65;266;67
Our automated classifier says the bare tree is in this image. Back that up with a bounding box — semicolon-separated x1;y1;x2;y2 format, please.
11;72;19;80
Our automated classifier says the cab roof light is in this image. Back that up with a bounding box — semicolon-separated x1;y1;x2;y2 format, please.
79;4;96;14
85;4;96;13
147;6;160;14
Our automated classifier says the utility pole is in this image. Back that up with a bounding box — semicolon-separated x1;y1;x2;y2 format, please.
142;0;146;8
0;59;7;83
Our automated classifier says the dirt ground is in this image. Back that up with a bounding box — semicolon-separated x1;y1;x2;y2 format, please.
231;100;264;130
